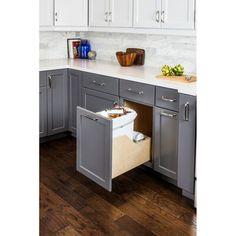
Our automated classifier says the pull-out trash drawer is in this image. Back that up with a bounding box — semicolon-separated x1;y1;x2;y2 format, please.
76;106;151;191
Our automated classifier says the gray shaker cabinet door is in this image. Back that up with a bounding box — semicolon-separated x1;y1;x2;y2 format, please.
69;69;82;134
47;69;68;136
177;94;196;194
77;106;112;191
39;87;47;138
154;107;178;180
82;88;119;112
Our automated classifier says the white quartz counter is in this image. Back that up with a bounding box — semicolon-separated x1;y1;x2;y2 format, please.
40;59;196;96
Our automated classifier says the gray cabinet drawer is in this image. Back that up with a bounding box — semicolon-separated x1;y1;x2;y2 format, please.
83;72;119;96
120;80;155;105
40;71;47;87
155;87;179;111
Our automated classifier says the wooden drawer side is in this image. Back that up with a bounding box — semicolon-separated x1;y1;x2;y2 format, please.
112;135;151;178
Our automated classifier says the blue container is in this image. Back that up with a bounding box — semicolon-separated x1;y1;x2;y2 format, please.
78;40;91;59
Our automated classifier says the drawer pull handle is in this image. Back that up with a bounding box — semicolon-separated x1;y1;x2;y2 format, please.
84;115;98;122
48;75;52;88
156;10;160;23
184;102;189;121
92;80;105;86
161;112;177;118
127;88;144;95
161;96;176;102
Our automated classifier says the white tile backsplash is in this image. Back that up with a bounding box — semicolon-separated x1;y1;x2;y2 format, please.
40;31;196;74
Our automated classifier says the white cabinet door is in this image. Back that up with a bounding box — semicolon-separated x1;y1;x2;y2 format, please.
55;0;88;27
109;0;133;27
40;0;54;26
161;0;195;29
134;0;161;28
89;0;109;27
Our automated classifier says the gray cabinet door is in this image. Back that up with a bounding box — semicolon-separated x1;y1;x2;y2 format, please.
82;88;119;112
77;106;112;191
47;69;68;136
154;107;179;180
177;94;196;194
39;87;47;138
69;69;82;134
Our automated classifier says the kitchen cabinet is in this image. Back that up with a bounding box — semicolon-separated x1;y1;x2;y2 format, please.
76;106;151;191
55;0;88;27
69;70;82;134
39;0;54;27
134;0;195;29
40;72;48;138
82;88;119;113
47;69;68;136
154;107;178;180
89;0;133;27
177;94;196;196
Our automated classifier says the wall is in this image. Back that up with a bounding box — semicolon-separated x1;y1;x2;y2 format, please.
40;31;196;74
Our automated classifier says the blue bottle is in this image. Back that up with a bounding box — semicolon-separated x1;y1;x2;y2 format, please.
79;40;91;59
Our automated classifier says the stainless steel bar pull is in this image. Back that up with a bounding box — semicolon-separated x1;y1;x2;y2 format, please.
161;10;165;23
161;96;176;102
48;75;52;88
92;80;105;86
156;10;160;23
184;102;189;121
127;88;144;95
105;12;108;22
161;112;177;118
84;115;98;122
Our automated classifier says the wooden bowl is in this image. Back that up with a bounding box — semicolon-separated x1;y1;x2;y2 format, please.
116;51;137;66
126;48;145;65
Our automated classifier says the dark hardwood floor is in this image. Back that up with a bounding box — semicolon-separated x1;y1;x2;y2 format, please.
40;137;196;236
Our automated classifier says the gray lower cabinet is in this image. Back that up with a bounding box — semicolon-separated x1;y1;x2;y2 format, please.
47;69;68;136
177;94;196;195
69;69;82;134
77;107;113;191
39;86;47;138
82;88;119;112
154;107;179;180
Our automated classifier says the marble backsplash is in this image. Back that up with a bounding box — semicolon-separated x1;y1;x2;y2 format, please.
40;31;196;74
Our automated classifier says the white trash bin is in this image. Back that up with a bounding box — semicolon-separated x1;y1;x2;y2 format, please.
97;108;137;140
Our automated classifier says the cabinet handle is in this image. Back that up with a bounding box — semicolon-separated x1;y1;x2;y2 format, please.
48;75;52;88
109;12;112;22
161;96;176;102
84;115;98;122
161;112;177;118
161;10;165;23
92;80;105;86
156;10;160;23
127;88;144;95
105;12;108;22
55;12;58;22
184;102;189;121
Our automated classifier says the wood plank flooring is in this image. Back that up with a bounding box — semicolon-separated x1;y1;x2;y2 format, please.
40;137;196;236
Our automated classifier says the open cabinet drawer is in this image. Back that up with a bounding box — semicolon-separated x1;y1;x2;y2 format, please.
76;106;151;191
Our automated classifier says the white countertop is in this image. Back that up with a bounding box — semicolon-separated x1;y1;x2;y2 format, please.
40;59;196;96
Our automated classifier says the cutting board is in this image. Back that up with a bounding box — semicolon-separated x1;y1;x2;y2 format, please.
156;75;197;83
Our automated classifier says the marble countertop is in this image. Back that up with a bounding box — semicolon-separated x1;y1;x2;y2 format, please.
40;59;197;96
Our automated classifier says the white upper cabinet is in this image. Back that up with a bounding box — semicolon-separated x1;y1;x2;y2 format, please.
161;0;194;29
134;0;161;28
89;0;109;27
109;0;133;27
134;0;195;29
89;0;133;27
40;0;54;26
55;0;88;27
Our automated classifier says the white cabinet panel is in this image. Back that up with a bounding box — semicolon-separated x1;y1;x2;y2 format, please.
55;0;88;26
134;0;161;28
110;0;133;27
40;0;54;26
161;0;194;29
89;0;109;27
